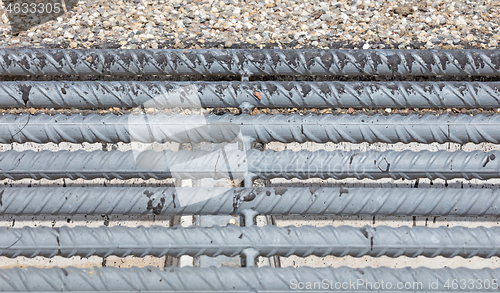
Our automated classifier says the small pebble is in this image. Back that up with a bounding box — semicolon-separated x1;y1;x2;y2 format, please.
254;91;262;100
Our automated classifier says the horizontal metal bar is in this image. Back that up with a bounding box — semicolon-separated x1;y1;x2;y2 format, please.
0;149;498;181
1;187;499;217
0;49;499;76
2;225;499;259
1;266;499;292
2;81;500;109
3;113;500;144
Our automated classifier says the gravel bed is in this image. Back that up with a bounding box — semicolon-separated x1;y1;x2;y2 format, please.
1;106;499;117
0;0;498;49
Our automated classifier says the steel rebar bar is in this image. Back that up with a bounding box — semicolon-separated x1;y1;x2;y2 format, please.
2;81;500;109
1;49;499;76
1;225;499;259
0;266;499;292
3;113;500;144
0;187;499;216
0;149;498;181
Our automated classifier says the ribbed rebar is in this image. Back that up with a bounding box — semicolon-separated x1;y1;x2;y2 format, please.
0;149;498;181
1;225;499;259
1;187;499;216
2;81;500;109
3;113;500;144
1;49;499;76
1;266;499;292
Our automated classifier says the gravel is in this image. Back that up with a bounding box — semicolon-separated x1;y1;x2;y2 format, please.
0;0;498;49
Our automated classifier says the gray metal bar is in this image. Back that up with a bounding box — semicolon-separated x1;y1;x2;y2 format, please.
3;113;500;144
1;225;499;259
2;81;500;109
0;49;499;76
0;149;498;181
1;187;499;217
1;266;499;292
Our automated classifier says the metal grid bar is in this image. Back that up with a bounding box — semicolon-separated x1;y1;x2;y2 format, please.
3;113;500;144
1;48;499;278
0;49;499;76
0;149;498;181
1;81;500;109
0;266;499;292
0;186;499;217
1;225;499;258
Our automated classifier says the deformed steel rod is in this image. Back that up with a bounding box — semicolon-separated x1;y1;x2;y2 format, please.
2;81;500;109
0;49;499;76
0;149;498;181
4;113;500;144
1;187;500;217
1;225;499;259
1;266;499;292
